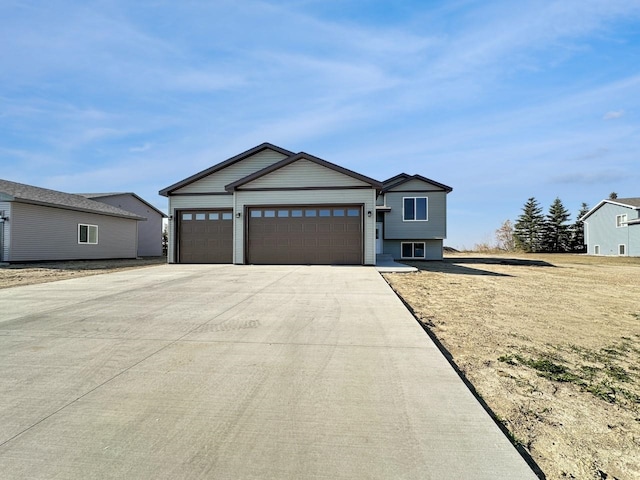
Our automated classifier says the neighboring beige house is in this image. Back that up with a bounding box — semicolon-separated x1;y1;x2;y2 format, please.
78;193;167;257
160;143;452;265
0;179;145;262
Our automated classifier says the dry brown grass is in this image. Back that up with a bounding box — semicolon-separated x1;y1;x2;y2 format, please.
384;253;640;480
0;257;166;289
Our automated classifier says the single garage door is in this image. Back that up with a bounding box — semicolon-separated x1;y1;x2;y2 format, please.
247;205;363;265
179;210;233;263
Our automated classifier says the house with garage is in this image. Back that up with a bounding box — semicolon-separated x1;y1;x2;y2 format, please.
159;143;452;265
0;179;145;262
581;197;640;256
77;193;166;257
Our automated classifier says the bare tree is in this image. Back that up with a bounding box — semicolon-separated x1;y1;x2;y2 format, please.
495;219;516;251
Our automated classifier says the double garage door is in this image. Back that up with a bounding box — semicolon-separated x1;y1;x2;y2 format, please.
178;205;363;265
247;205;362;265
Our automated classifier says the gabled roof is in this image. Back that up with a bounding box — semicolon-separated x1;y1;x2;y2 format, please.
0;179;145;220
224;152;383;191
159;142;295;196
382;173;452;193
77;192;167;218
581;197;640;221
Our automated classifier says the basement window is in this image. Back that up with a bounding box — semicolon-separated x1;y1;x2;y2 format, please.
619;244;626;256
78;224;98;244
401;242;425;259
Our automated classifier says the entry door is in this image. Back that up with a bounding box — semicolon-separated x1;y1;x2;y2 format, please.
376;222;383;254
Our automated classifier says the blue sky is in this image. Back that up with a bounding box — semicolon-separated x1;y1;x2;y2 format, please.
2;0;639;249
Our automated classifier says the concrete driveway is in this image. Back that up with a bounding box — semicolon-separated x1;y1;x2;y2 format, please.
0;265;537;479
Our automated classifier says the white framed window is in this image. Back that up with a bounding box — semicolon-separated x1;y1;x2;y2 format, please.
619;244;626;256
594;245;600;255
78;224;98;244
401;242;426;259
403;197;428;221
616;214;627;227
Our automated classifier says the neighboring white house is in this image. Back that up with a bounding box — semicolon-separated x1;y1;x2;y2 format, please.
581;197;640;256
78;193;167;257
0;179;146;262
159;143;452;265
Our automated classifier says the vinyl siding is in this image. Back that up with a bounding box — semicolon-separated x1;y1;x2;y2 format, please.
585;203;639;256
92;194;164;256
167;195;234;263
234;189;377;265
239;159;369;189
630;225;640;256
383;191;447;239
172;149;288;194
383;239;443;260
9;202;138;261
387;178;448;192
0;202;10;262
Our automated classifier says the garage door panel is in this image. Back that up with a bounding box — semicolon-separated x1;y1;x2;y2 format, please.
179;210;233;264
247;206;362;265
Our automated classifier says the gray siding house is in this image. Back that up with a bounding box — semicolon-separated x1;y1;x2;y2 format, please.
0;179;145;262
377;174;453;261
581;197;640;256
160;143;452;265
78;193;166;257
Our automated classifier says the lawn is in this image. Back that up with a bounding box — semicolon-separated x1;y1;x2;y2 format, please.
384;253;640;480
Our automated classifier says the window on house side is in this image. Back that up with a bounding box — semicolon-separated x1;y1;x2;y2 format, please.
78;224;98;244
403;197;428;221
616;214;627;227
594;245;600;255
619;244;626;256
401;242;426;259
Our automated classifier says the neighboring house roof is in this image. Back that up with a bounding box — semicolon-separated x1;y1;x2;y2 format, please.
382;173;453;193
159;142;295;196
225;152;383;191
77;192;167;218
0;179;145;220
580;197;640;221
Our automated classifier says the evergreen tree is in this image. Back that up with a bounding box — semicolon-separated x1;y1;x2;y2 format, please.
609;192;618;200
542;197;571;252
570;202;590;252
514;197;544;252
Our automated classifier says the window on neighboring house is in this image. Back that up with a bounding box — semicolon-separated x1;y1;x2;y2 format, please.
616;214;627;227
78;224;98;244
619;244;626;256
401;242;426;259
403;197;428;221
594;245;600;255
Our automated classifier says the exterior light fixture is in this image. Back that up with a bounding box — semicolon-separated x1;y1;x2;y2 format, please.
367;211;372;217
236;212;241;218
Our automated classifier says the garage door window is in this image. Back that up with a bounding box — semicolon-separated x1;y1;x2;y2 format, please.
209;213;219;220
319;209;331;217
292;210;303;217
278;210;289;217
222;213;233;220
347;209;360;216
182;213;193;220
333;209;345;216
305;209;317;217
195;213;206;220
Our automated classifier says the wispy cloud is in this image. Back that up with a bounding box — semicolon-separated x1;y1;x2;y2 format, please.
603;110;625;120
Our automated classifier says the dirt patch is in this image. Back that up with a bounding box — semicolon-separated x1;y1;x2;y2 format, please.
384;253;640;480
0;257;167;289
